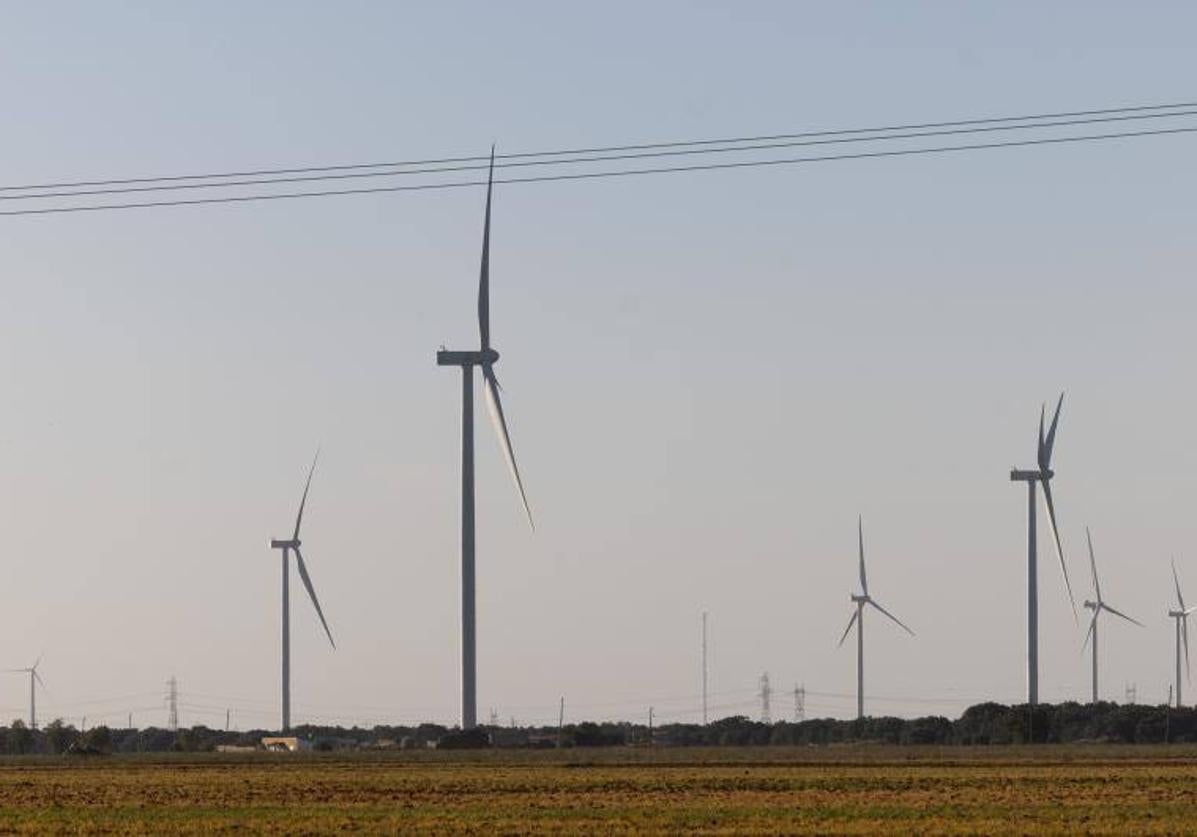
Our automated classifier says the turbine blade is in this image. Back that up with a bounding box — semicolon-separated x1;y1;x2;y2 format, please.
867;598;915;636
1036;403;1046;468
292;449;320;541
1101;602;1143;628
1174;559;1186;611
1081;609;1097;652
477;147;494;351
837;609;859;648
482;364;533;530
1040;478;1076;619
1086;527;1100;603
858;516;868;596
33;670;45;688
1185;616;1192;682
293;547;335;649
1040;392;1064;469
31;654;42;672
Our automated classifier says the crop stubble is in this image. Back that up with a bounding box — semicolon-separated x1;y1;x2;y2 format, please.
0;748;1194;833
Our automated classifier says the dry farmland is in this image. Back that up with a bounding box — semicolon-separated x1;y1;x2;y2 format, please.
1;745;1197;833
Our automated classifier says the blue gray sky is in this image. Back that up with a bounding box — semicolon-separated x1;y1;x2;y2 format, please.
0;2;1195;727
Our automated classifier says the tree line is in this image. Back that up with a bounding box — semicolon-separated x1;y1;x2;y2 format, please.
0;702;1195;754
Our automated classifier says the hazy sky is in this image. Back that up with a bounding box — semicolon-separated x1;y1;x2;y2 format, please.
0;2;1195;729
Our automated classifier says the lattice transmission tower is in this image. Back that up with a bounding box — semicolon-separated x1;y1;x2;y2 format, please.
759;673;772;724
166;676;179;732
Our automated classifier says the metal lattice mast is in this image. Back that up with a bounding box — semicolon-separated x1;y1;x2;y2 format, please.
166;677;179;732
759;673;772;724
701;612;709;725
794;684;805;722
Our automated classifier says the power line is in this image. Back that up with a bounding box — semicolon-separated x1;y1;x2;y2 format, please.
2;124;1194;218
35;690;161;709
11;679;1058;727
5;107;1196;203
4;98;1194;194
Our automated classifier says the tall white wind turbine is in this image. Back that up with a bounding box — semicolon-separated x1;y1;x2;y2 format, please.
837;517;914;720
268;452;335;732
437;150;534;730
1081;528;1143;704
7;656;44;730
1010;393;1075;705
1169;560;1194;707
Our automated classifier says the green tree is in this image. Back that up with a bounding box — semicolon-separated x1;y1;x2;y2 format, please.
44;719;78;755
78;725;112;754
6;721;32;755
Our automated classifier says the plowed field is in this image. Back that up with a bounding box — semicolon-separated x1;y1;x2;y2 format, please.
1;746;1195;833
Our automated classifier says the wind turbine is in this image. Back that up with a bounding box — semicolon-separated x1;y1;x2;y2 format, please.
268;452;335;732
1009;393;1075;706
1169;559;1194;707
1081;528;1143;704
7;656;44;730
437;150;534;730
837;517;914;720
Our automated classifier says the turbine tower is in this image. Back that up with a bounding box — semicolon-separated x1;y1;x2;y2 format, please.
1081;528;1143;704
7;656;44;730
269;452;336;732
437;150;534;730
1169;559;1193;707
1009;393;1075;706
837;517;914;720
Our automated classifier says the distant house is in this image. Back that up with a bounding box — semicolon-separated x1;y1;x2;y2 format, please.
260;737;311;752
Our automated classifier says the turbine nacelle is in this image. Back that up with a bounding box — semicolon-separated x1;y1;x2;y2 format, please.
270;538;300;550
437;348;500;367
1009;468;1054;482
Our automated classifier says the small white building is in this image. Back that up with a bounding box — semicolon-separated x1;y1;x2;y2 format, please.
260;736;311;752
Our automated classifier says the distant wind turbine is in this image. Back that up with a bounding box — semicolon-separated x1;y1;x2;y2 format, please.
1081;528;1143;704
1009;393;1075;706
437;150;534;730
7;656;44;730
837;517;914;720
269;452;335;732
1169;559;1194;707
